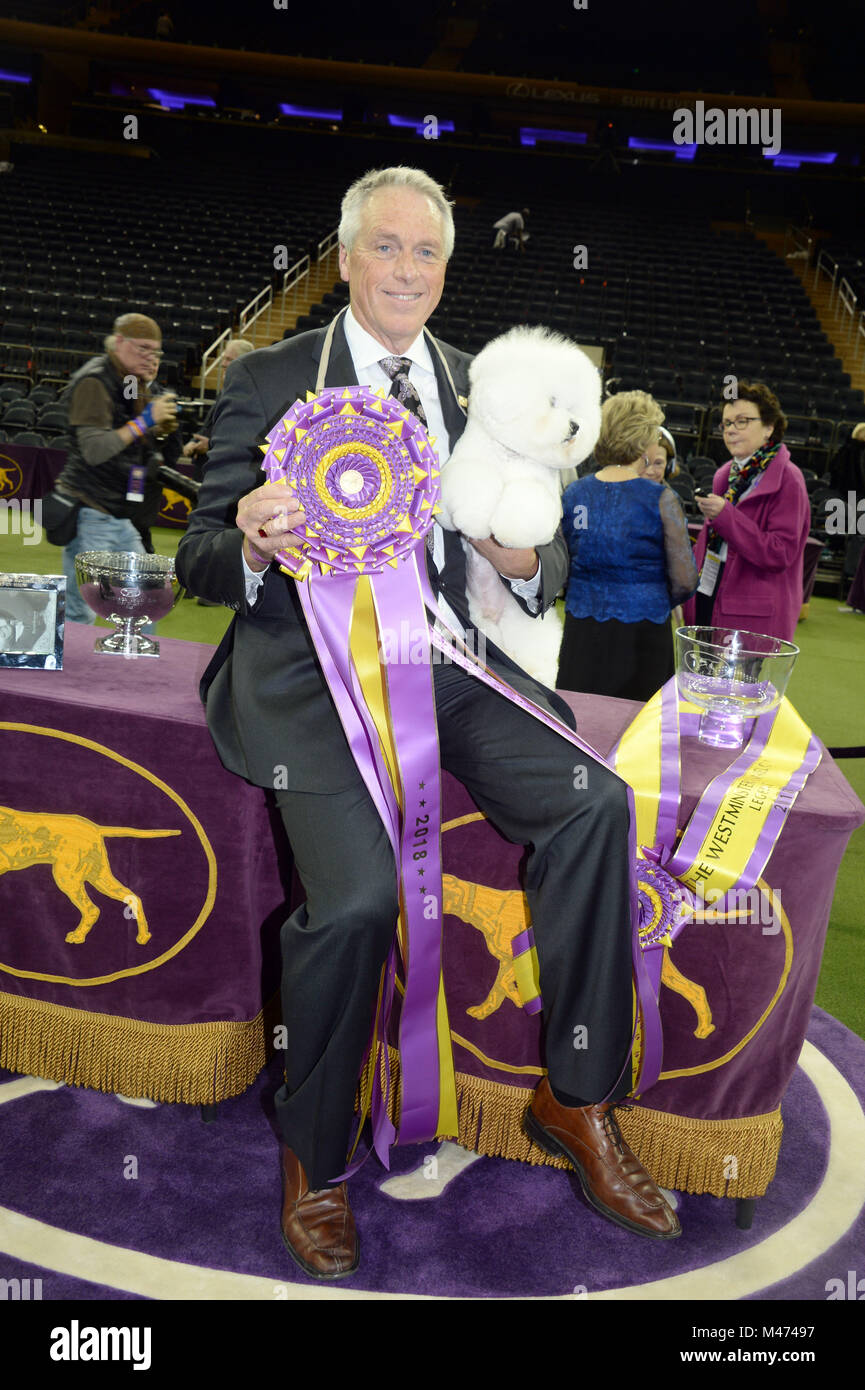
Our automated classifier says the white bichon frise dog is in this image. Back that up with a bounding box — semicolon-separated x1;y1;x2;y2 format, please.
438;326;602;687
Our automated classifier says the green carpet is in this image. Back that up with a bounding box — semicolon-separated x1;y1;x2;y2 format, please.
2;525;863;1038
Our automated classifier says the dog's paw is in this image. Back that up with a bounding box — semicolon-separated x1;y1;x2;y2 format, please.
491;485;558;549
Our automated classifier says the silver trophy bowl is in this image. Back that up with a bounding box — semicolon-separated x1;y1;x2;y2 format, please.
74;551;181;657
675;625;799;748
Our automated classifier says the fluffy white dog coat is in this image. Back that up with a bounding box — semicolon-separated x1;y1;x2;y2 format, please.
438;327;602;686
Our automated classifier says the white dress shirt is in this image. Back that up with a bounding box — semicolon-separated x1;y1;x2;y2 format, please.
242;306;541;621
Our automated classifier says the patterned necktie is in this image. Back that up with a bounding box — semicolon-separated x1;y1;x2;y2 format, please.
378;355;429;426
378;356;435;559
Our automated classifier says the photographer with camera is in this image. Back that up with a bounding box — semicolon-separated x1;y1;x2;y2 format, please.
53;313;178;624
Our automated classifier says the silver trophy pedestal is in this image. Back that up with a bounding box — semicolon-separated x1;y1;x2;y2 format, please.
74;551;181;658
93;619;161;659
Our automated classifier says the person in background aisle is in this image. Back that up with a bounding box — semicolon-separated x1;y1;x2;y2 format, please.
180;338;255;605
182;338;256;473
492;208;530;252
642;427;677;483
683;383;810;643
558;391;698;700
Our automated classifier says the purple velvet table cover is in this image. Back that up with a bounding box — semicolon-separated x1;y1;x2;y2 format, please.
0;624;288;1104
0;441;193;528
433;689;863;1196
0;442;66;503
1;630;861;1196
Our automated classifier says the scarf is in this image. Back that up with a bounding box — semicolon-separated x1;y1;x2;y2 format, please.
707;440;781;554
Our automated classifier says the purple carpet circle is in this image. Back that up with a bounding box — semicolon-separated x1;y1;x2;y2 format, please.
260;385;441;579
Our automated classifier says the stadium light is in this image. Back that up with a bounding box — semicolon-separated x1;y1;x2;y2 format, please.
387;115;455;134
764;150;838;170
148;89;216;110
520;128;587;147
628;137;697;161
279;104;343;121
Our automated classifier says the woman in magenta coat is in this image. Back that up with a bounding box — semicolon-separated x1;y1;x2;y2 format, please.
682;382;810;643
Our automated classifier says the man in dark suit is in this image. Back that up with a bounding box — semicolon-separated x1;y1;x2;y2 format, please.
176;167;679;1279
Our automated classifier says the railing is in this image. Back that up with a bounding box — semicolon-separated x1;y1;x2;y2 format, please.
281;254;311;323
195;232;338;403
310;229;340;297
238;286;272;339
836;276;858;345
197;326;232;404
784;223;814;266
854;310;865;369
813;248;839;309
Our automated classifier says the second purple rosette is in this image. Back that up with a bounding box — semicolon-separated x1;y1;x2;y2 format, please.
259;385;441;577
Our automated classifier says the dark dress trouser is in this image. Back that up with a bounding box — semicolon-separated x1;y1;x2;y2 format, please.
273;656;635;1190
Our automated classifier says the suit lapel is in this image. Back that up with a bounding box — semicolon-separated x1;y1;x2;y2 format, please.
425;330;468;454
323;319;359;390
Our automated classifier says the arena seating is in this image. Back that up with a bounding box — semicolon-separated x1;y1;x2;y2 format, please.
0;147;347;395
2;147;861;576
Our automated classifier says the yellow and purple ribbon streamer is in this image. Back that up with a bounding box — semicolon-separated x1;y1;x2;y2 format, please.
613;676;822;1089
260;385;458;1166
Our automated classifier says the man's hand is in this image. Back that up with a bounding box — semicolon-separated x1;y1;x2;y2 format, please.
469;535;539;581
183;434;209;457
151;394;178;430
696;494;726;521
237;481;306;571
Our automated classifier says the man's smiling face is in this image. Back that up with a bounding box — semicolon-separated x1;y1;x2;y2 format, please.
339;185;447;355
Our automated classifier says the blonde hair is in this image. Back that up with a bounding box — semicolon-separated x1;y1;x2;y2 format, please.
595;390;664;467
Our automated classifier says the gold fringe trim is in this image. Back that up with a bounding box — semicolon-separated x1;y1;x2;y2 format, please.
0;990;280;1105
616;1104;783;1199
360;1046;783;1196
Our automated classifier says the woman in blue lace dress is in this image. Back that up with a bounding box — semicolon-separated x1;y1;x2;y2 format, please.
557;392;698;701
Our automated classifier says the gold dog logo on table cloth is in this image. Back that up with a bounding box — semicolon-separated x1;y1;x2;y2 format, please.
158;489;193;526
439;813;792;1079
0;805;180;946
0;454;23;498
0;723;216;987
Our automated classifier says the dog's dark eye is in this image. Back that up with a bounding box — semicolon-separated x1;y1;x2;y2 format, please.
550;397;557;407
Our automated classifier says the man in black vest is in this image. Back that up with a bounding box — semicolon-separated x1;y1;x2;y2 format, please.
177;168;679;1279
56;313;177;623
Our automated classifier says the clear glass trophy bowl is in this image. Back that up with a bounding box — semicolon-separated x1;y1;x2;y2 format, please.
75;551;181;658
674;626;799;748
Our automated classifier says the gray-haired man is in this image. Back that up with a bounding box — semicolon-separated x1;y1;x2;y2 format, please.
177;167;679;1279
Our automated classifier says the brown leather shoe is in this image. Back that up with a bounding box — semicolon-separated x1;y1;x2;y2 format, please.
524;1078;681;1240
279;1145;359;1279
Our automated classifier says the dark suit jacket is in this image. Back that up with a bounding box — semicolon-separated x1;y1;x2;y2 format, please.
175;314;571;791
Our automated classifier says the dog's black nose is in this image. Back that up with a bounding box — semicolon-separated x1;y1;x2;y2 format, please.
567;420;580;438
